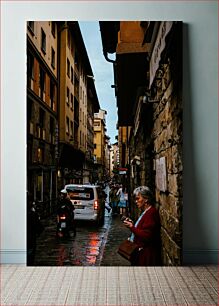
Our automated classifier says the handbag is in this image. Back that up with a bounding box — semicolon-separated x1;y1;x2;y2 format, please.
117;239;139;261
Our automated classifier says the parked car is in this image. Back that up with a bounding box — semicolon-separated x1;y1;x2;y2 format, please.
63;184;105;225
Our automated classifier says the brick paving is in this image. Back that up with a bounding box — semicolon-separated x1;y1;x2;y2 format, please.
100;213;131;266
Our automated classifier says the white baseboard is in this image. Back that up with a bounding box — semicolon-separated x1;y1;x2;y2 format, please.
0;249;218;265
0;250;26;264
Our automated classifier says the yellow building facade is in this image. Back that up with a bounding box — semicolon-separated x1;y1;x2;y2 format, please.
93;109;107;182
58;22;98;185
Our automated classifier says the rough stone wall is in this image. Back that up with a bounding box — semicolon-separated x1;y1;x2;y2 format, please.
153;63;183;265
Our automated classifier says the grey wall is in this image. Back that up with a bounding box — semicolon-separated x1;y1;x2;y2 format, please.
1;1;218;264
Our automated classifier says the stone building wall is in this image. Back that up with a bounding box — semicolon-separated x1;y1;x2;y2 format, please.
152;63;183;265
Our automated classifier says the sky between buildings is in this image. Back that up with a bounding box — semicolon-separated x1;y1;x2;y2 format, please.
79;21;118;144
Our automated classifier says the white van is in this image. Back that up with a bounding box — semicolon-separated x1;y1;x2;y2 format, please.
64;184;105;225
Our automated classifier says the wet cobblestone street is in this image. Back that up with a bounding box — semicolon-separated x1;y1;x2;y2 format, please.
34;211;130;266
100;214;131;266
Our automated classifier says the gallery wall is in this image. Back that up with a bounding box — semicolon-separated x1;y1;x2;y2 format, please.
1;1;218;264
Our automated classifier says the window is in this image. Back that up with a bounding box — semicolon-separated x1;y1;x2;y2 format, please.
37;146;44;163
27;98;33;122
50;117;54;132
41;28;46;53
37;109;46;140
27;21;34;34
36;174;43;201
39;67;45;98
66;117;70;134
67;58;70;77
71;67;73;83
79;86;82;100
74;74;79;98
51;22;56;37
70;121;73;136
67;29;71;48
51;48;55;68
75;50;79;69
66;87;70;104
70;93;73;109
67;187;94;201
50;117;54;143
39;108;45;128
84;93;87;106
27;52;34;86
50;80;55;110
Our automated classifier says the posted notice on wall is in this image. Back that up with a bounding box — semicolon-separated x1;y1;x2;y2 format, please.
155;156;167;192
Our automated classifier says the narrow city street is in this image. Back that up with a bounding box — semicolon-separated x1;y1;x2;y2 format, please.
27;21;183;267
34;211;130;266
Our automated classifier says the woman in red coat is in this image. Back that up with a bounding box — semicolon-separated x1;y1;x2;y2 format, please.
123;186;162;266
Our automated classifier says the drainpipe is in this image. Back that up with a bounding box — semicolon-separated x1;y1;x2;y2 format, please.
103;51;117;96
103;51;115;64
57;21;68;191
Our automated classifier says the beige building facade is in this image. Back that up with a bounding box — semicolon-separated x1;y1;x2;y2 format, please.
109;142;119;177
58;22;99;187
27;21;59;216
93;109;108;182
27;21;100;216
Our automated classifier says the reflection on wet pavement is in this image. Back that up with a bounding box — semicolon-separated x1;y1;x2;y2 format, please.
34;212;111;266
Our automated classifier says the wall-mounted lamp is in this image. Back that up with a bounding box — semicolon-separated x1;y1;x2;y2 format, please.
131;155;141;166
87;75;95;82
136;160;141;166
141;93;159;104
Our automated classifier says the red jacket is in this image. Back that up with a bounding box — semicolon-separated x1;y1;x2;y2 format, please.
130;206;161;266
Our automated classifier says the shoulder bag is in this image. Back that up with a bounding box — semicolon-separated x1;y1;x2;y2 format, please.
117;239;139;261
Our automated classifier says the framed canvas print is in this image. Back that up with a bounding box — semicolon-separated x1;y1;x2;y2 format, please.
26;20;182;267
2;1;218;306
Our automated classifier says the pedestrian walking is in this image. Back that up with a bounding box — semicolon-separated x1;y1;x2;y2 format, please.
109;186;119;214
116;185;127;216
123;186;161;266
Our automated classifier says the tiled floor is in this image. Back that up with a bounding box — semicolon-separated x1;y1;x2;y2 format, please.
1;265;218;305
